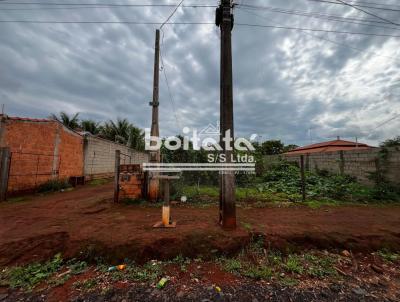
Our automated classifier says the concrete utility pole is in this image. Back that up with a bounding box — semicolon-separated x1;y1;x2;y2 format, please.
216;0;236;229
148;29;161;202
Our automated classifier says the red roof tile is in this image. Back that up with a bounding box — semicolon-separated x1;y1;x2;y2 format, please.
285;139;374;155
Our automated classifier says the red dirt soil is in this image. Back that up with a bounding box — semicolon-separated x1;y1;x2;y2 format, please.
1;183;400;266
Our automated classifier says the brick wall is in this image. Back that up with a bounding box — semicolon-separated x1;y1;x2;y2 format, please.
264;148;400;186
1;117;83;193
83;135;149;180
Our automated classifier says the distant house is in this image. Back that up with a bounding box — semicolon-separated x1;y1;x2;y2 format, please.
285;138;375;156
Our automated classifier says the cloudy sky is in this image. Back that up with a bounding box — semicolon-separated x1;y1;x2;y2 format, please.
1;0;400;146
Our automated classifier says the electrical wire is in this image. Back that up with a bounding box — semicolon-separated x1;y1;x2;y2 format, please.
306;0;400;12
237;4;400;31
235;23;400;38
0;2;216;7
239;8;399;61
1;19;399;38
158;0;185;130
237;7;400;62
160;50;182;131
160;0;185;29
335;0;400;26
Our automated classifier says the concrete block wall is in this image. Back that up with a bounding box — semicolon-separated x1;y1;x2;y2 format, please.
273;148;400;186
83;135;149;180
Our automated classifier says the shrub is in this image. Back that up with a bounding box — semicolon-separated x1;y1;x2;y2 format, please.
38;179;71;193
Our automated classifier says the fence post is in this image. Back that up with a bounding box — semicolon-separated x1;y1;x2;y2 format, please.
0;147;11;201
114;150;121;203
300;155;306;202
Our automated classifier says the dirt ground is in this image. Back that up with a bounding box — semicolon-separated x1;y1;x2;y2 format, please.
1;183;400;267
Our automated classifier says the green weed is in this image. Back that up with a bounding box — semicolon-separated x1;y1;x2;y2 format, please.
378;249;399;262
1;254;63;290
285;255;304;274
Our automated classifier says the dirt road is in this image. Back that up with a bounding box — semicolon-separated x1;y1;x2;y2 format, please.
1;183;400;266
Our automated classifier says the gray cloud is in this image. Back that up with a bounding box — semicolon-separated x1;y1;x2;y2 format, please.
1;0;400;147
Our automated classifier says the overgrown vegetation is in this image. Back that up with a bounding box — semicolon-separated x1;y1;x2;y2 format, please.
0;254;63;290
1;247;397;293
37;179;72;193
180;161;400;206
218;237;338;283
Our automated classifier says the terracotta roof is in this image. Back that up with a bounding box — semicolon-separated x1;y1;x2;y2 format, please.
285;139;374;155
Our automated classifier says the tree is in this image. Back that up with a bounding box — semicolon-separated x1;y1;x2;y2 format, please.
260;140;285;155
127;125;145;151
380;136;400;148
101;118;131;144
50;112;80;129
283;144;299;153
100;118;145;151
80;119;100;135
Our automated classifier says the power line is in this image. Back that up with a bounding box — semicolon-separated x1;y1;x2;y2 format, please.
0;5;216;11
1;19;400;38
160;0;185;29
0;2;216;7
158;0;185;131
335;0;400;26
160;50;182;131
307;0;400;12
0;20;214;24
237;7;400;62
237;4;400;31
235;23;400;38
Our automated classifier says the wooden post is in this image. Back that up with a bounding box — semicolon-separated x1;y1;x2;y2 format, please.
300;155;306;202
217;0;236;229
114;150;121;203
148;29;161;202
0;147;11;202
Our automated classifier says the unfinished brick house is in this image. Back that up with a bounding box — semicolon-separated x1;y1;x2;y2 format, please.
0;115;84;195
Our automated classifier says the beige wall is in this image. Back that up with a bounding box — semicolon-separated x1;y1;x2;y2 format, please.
265;147;400;186
83;135;149;180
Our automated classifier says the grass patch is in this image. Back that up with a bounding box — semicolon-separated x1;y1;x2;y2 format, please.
284;255;304;274
87;179;110;186
378;249;399;262
101;260;164;283
73;279;97;291
218;238;338;283
38;179;71;193
7;196;28;203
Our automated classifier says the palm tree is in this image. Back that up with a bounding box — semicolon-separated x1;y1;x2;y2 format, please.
101;118;131;144
80;119;100;135
50;112;80;129
128;125;145;151
100;118;145;150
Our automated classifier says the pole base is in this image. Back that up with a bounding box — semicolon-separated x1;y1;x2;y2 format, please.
153;221;177;228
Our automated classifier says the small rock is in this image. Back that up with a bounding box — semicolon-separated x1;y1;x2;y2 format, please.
371;264;384;274
0;294;8;301
252;298;259;302
352;287;367;296
342;250;351;257
177;291;185;298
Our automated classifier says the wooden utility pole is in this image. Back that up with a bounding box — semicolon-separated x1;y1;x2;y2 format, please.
216;0;236;229
148;29;161;202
